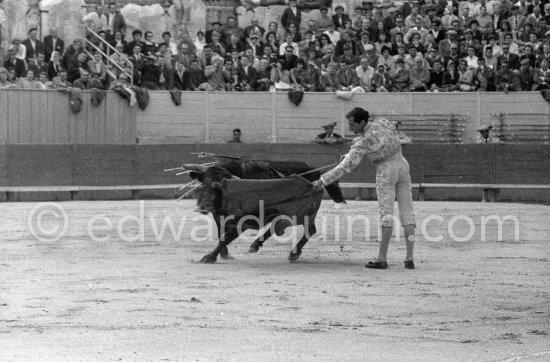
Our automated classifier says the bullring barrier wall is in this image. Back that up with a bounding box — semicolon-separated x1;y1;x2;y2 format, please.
1;90;549;144
0;144;548;203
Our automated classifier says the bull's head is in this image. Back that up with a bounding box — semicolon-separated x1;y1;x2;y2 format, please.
181;164;235;215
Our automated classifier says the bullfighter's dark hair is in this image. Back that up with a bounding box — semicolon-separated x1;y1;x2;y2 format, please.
347;108;370;124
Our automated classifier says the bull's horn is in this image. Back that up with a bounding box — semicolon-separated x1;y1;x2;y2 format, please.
181;164;208;173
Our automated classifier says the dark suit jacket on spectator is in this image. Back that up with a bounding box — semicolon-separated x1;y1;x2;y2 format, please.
281;7;302;29
279;54;298;71
187;68;205;90
332;14;351;29
237;65;258;88
172;69;190;90
47;61;64;80
22;38;45;61
4;58;26;78
44;36;65;61
498;53;520;70
106;12;127;37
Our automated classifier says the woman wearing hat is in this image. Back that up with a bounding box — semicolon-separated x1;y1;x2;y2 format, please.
312;108;416;270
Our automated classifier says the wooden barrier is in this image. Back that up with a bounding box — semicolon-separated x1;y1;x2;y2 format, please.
0;144;548;202
2;89;549;145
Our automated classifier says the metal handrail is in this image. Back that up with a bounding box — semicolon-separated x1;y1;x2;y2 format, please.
79;25;134;84
77;37;132;85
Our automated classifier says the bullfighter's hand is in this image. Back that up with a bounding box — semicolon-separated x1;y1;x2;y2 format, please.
311;180;324;191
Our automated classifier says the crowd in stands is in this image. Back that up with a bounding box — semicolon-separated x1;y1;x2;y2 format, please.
1;0;550;92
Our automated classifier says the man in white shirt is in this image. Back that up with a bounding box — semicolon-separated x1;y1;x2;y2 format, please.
355;57;375;91
323;23;341;45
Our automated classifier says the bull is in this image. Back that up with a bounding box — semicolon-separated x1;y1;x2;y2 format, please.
181;159;345;263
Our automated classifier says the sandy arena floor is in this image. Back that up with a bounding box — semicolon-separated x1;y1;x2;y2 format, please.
0;200;549;361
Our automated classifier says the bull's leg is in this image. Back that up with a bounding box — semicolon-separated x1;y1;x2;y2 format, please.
200;227;239;264
249;229;273;253
289;219;317;262
214;219;234;260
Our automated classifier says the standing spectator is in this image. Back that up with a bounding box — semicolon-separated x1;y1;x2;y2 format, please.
47;51;64;80
43;28;64;62
83;4;108;33
106;2;126;39
22;28;44;62
281;0;301;30
4;47;26;78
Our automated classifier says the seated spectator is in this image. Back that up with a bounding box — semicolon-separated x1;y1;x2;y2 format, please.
424;47;438;69
253;59;271;91
442;60;459;91
473;58;496;91
377;45;394;70
457;59;476;91
374;32;391;56
206;21;225;44
428;58;446;91
286;22;302;43
315;122;345;144
339;43;359;68
390;58;411;91
128;44;145;73
223;16;245;47
157;56;173;90
429;19;445;44
142;31;158;56
355;57;375;91
36;71;50;90
6;69;17;84
521;45;537;68
209;30;226;56
226;34;245;55
439;29;457;57
127;29;145;56
270;59;292;87
517;58;535;90
265;31;280;55
28;53;48;76
245;16;265;40
404;17;429;44
483;46;499;70
324;23;341;46
192;31;206;57
404;45;421;70
318;6;334;34
204;55;226;91
22;28;44;62
67;52;89;84
108;72;131;90
290;58;307;89
236;55;257;91
464;45;479;69
484;35;502;57
138;54;160;89
222;58;238;91
88;52;107;86
72;69;94;90
11;38;27;61
494;62;519;91
48;51;64;80
498;44;520;70
408;32;425;54
502;33;520;55
371;63;391;92
316;33;332;56
336;60;360;91
248;34;264;58
469;20;483;43
460;30;482;57
110;30;128;54
319;61;338;91
4;47;26;79
172;61;189;90
409;57;430;91
187;59;205;91
57;70;71;87
279;45;298;73
335;31;356;57
0;67;17;89
263;45;279;65
533;59;550;90
392;43;408;72
279;33;299;57
299;60;321;91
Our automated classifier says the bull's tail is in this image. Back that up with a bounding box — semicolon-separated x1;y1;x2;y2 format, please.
324;181;346;204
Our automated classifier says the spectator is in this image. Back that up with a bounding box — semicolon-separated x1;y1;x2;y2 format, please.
142;31;158;56
474;57;496;91
43;28;64;62
517;58;535;90
439;29;457;57
498;44;520;69
390;16;408;42
203;21;221;44
57;70;71;87
318;6;334;33
204;55;225;91
228;128;242;143
127;30;145;56
457;59;475;90
464;45;479;69
83;4;108;33
429;58;446;90
209;31;226;56
235;55;257;91
332;5;350;30
405;18;429;44
485;35;502;57
140;55;161;90
22;28;44;62
495;61;519;91
339;43;359;68
172;61;188;90
316;33;332;56
392;43;408;72
324;23;341;46
0;67;16;89
371;63;391;91
281;0;301;29
157;56;173;90
187;59;205;91
299;60;321;91
377;46;394;70
16;70;40;89
36;71;50;90
106;2;126;39
460;30;482;57
28;52;48;76
391;58;411;91
441;59;459;91
477;6;493;29
4;47;26;78
270;59;292;87
315;122;344;144
410;57;430;91
110;31;128;54
193;31;206;56
67;52;88;83
11;38;27;61
286;22;302;43
390;33;406;55
355;56;375;91
469;20;483;42
72;69;94;89
503;33;520;55
507;6;526;32
108;72;131;90
223;16;244;46
245;17;265;40
374;32;391;56
88;52;107;85
533;59;550;90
